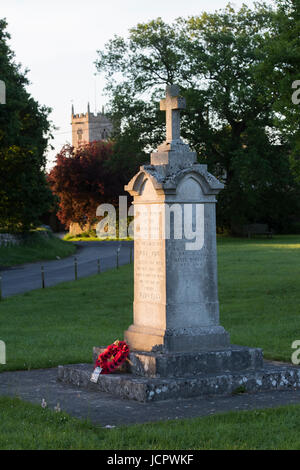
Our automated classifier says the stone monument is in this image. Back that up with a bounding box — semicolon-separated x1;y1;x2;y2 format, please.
58;85;300;401
124;84;229;353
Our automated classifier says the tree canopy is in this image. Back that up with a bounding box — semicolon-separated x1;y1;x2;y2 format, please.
0;19;53;232
96;2;300;233
48;140;144;229
256;0;300;183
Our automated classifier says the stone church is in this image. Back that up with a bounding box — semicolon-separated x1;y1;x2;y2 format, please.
71;103;113;148
68;103;114;236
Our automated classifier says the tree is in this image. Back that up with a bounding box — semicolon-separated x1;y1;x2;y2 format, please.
257;0;300;183
0;19;53;232
48;140;144;229
96;3;300;232
258;0;300;131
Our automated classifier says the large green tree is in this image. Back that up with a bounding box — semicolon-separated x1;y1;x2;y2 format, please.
96;3;300;232
0;19;53;232
257;0;300;183
258;0;300;130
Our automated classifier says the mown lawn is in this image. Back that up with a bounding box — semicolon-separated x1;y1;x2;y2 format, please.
0;235;300;450
0;263;133;371
0;232;76;267
1;396;300;450
0;235;299;371
218;235;300;361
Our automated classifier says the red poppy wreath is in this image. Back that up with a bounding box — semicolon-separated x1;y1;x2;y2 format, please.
94;340;130;375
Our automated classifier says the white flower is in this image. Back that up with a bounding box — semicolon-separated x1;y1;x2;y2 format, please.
54;403;61;413
41;398;47;409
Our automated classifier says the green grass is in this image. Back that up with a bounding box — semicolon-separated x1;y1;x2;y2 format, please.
64;233;132;242
0;264;133;371
64;234;102;241
1;235;300;450
218;235;300;361
64;235;132;242
0;235;299;371
1;396;300;449
0;232;76;267
0;236;300;371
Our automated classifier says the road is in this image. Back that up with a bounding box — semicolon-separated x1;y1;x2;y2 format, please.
0;241;133;298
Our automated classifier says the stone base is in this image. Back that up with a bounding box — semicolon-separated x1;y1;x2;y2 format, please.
124;325;230;352
58;362;300;402
93;345;263;378
57;344;300;402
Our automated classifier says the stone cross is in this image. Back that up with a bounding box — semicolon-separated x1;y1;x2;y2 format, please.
160;84;185;142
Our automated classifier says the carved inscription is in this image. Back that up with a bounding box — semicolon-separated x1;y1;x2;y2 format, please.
135;240;165;303
167;240;208;270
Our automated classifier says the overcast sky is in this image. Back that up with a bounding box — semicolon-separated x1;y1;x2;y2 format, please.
1;0;275;168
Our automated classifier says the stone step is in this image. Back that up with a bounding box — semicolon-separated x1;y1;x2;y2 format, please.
58;363;300;403
93;345;263;378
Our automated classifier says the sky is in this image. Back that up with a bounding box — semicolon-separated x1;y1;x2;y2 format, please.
1;0;275;169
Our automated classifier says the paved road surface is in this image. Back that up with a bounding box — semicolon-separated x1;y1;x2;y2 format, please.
0;241;133;298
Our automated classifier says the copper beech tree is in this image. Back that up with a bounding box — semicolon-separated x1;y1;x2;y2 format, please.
48;140;144;229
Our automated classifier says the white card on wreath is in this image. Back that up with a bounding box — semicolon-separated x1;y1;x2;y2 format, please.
90;367;102;383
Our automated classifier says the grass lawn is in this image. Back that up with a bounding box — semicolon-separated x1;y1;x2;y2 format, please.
0;264;132;371
1;396;300;450
0;234;299;371
64;233;132;242
0;232;76;267
218;235;300;361
0;234;300;450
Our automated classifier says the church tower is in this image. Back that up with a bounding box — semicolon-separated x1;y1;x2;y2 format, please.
71;103;113;149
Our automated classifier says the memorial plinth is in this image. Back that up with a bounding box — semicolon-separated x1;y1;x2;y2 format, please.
124;85;229;353
124;163;230;352
58;85;300;401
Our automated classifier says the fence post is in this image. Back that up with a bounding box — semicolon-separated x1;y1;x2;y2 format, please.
116;248;120;269
74;257;78;281
41;266;45;289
